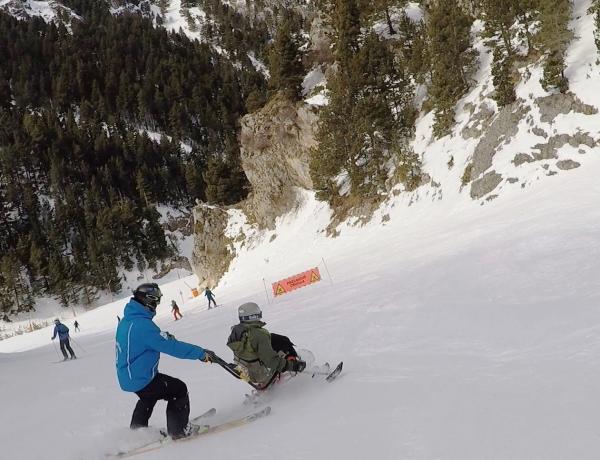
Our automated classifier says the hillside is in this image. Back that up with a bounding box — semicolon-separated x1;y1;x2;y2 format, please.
1;2;600;458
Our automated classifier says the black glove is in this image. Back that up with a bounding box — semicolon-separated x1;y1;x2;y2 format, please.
161;331;176;340
287;359;306;373
203;349;217;363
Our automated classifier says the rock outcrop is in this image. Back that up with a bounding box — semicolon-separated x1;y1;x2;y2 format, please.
239;92;319;228
536;92;598;123
190;203;233;289
191;93;319;284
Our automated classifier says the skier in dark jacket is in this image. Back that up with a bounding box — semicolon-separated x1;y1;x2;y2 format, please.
51;319;76;360
226;302;306;389
204;287;217;309
74;320;80;332
115;283;216;439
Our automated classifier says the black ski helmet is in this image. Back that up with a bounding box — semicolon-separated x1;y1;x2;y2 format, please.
238;302;262;322
133;283;162;311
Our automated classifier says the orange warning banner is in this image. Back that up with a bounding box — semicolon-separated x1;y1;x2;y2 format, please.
272;267;321;297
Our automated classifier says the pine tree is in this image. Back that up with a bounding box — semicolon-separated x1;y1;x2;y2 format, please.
482;0;521;107
538;0;572;93
427;0;475;137
483;0;517;56
491;46;516;107
268;18;304;101
311;2;417;203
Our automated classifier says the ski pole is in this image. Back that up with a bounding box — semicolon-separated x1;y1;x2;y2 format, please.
51;340;62;360
69;335;87;354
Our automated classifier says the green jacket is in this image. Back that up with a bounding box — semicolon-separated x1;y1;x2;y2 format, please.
226;321;287;385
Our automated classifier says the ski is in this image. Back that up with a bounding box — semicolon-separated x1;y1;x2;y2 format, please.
191;407;216;422
52;357;79;364
308;361;342;381
325;361;343;382
111;407;271;458
312;362;330;378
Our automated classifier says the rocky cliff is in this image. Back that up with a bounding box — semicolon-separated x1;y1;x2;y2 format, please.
239;92;319;229
190;93;319;285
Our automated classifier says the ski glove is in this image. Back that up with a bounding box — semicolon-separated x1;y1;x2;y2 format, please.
202;349;217;363
286;359;306;373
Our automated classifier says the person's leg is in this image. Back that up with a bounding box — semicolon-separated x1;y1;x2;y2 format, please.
130;376;163;429
161;374;190;438
131;398;158;429
64;339;76;358
131;373;190;438
270;333;298;358
59;340;68;359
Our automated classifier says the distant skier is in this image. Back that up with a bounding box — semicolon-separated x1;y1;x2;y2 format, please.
171;300;183;321
51;319;76;361
204;287;217;309
74;320;80;332
115;283;216;439
226;302;306;389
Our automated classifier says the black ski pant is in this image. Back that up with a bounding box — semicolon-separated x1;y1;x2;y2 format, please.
207;297;217;309
270;333;298;358
59;338;76;359
130;373;190;438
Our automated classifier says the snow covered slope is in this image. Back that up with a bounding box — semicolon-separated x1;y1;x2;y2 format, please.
1;151;599;460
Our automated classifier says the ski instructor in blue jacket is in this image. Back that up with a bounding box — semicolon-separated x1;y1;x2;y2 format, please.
116;283;216;439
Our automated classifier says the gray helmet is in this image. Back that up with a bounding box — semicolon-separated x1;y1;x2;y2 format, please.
133;283;162;311
238;302;262;322
54;318;60;324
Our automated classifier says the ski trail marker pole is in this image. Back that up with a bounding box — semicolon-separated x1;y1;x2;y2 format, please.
262;278;271;305
321;257;333;284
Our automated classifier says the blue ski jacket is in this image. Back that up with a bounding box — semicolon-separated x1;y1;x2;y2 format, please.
52;323;70;341
115;298;207;392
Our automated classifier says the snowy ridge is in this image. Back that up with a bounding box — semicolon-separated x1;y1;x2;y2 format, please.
0;0;78;23
148;0;207;44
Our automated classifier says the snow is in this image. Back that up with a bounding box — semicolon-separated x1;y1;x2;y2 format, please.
2;2;600;459
151;0;207;43
2;155;600;459
405;2;424;23
0;0;78;23
305;92;329;106
248;51;270;78
565;0;600;108
302;66;326;96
